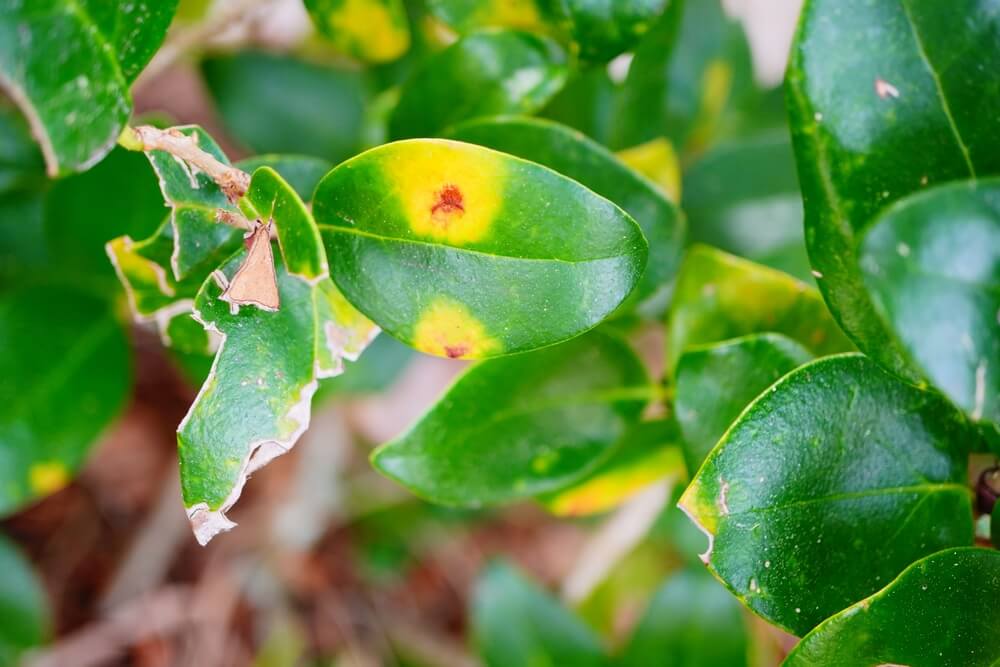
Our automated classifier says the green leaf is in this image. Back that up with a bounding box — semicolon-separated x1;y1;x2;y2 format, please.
617;568;748;667
539;66;621;147
787;0;1000;383
178;167;377;544
679;354;977;636
666;245;850;374
0;285;130;515
201;52;367;165
785;547;1000;667
0;0;178;176
472;561;605;667
234;155;332;202
675;333;813;476
554;0;669;62
372;332;649;506
303;0;410;63
540;419;685;517
0;534;49;664
860;179;1000;427
388;29;568;140
682;132;811;280
314;139;647;358
0;190;46;286
0;104;44;195
426;0;554;36
448;116;684;304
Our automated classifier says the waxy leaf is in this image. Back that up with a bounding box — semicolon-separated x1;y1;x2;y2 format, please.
372;332;649;506
0;535;49;665
667;245;849;374
618;568;748;667
675;333;812;476
472;561;605;667
554;0;669;62
679;354;977;636
449;116;685;304
786;548;1000;667
314;139;647;359
0;286;130;515
787;0;1000;383
303;0;410;63
388;30;568;140
860;179;1000;427
179;167;377;544
0;0;178;176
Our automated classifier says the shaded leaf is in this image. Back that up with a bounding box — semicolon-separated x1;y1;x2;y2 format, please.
679;354;977;636
0;104;44;194
426;0;553;35
303;0;410;63
554;0;669;62
314;138;647;358
616;137;682;204
540;67;621;146
0;534;49;665
372;332;649;506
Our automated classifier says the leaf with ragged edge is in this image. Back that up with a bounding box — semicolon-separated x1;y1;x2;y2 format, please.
372;332;649;506
303;0;410;63
388;30;568;140
860;179;1000;427
785;547;1000;666
540;419;685;517
617;568;748;667
552;0;670;63
679;354;977;636
787;0;1000;384
0;535;49;665
314;139;647;359
666;245;850;375
202;52;367;165
0;0;178;176
179;167;377;544
472;561;605;667
675;333;813;476
448;116;685;305
0;286;130;516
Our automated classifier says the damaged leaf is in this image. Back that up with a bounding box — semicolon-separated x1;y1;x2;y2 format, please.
679;354;977;636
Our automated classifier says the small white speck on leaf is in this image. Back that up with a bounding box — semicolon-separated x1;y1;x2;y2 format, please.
811;269;824;279
875;77;900;99
896;242;910;257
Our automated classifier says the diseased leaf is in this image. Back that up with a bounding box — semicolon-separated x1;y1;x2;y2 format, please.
426;0;552;35
0;286;130;515
860;179;1000;427
472;561;605;667
0;535;49;665
675;333;812;476
388;30;568;140
616;137;682;204
785;548;1000;667
787;0;1000;383
448;116;685;304
371;332;649;506
314;139;647;358
666;245;850;374
0;0;178;176
540;419;684;517
617;568;748;667
303;0;410;63
178;167;377;544
679;354;977;636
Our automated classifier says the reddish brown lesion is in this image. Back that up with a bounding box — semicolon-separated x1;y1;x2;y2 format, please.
430;184;465;226
443;343;469;359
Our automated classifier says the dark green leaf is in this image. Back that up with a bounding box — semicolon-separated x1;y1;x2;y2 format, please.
372;332;649;506
0;104;44;194
388;29;568;140
448;116;685;303
0;534;48;665
472;561;605;667
202;52;367;165
555;0;669;62
675;333;812;476
617;568;748;667
0;285;130;515
314;138;647;358
785;548;1000;667
235;155;332;202
787;0;1000;383
679;354;976;636
0;0;178;176
860;179;999;426
303;0;410;63
540;67;620;146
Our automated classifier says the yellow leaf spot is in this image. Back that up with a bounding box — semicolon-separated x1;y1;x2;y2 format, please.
327;0;410;63
687;59;733;154
413;298;501;359
385;140;504;245
617;137;682;203
477;0;547;32
29;461;70;496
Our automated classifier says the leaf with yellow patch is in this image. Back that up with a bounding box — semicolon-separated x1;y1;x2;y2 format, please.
304;0;411;63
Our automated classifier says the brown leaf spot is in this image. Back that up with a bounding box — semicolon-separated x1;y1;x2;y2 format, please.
430;184;464;226
443;343;469;359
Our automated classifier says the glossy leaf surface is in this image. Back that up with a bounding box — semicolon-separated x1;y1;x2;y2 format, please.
679;355;976;636
314;139;647;359
303;0;410;63
786;548;1000;667
557;0;669;62
372;332;648;506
